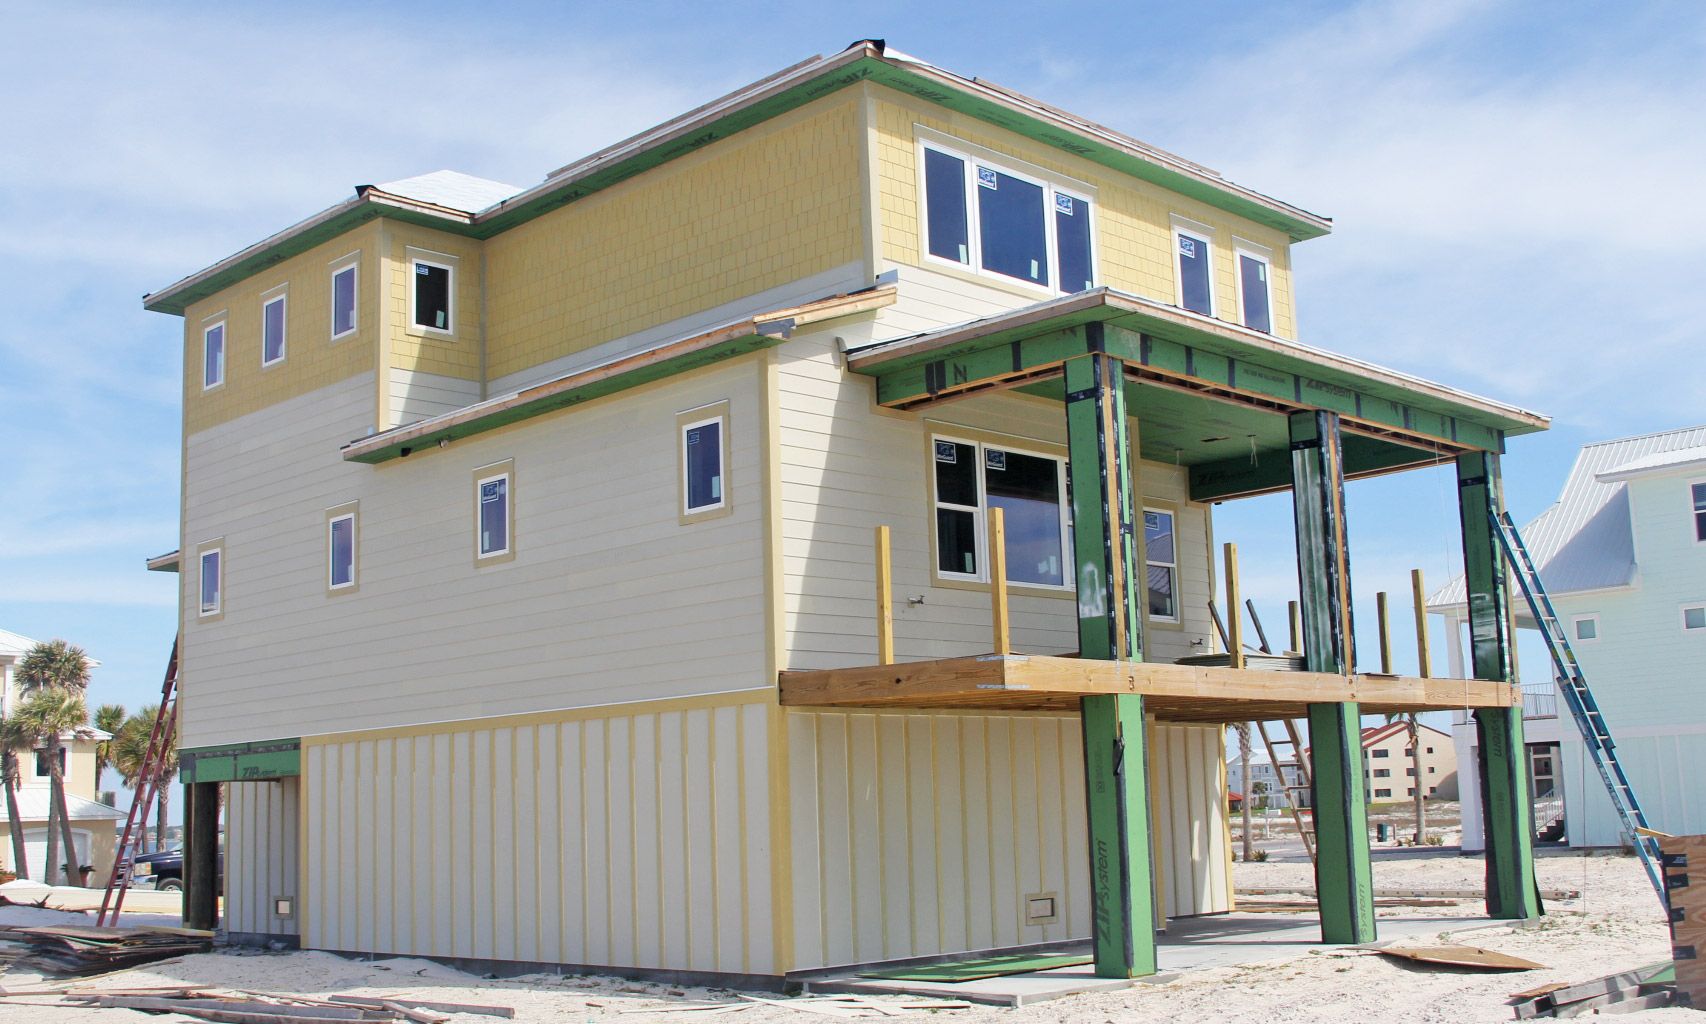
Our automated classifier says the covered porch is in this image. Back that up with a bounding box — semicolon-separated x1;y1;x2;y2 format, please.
780;287;1550;979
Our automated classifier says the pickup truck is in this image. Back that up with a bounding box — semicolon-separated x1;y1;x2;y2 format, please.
129;846;222;891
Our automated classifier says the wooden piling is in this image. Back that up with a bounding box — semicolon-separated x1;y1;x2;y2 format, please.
875;525;893;665
1411;568;1431;678
1224;542;1244;670
989;507;1010;655
1376;591;1393;674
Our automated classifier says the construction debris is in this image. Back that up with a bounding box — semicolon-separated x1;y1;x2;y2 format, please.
328;995;516;1019
612;994;972;1016
1509;961;1676;1018
1374;944;1544;971
7;924;213;974
42;988;520;1024
1660;833;1706;1006
1235;885;1582;901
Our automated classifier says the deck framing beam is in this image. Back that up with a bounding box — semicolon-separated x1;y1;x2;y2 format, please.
1457;450;1542;920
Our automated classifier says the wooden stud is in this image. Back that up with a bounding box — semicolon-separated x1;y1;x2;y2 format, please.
1245;599;1273;654
874;526;893;666
1376;591;1393;674
1411;568;1431;678
1224;543;1244;670
989;508;1010;655
1288;600;1302;657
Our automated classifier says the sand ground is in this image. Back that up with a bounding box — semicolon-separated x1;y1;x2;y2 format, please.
0;849;1687;1022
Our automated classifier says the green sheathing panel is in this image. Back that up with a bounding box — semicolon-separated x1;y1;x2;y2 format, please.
180;739;301;783
1080;693;1157;978
1290;410;1376;944
1064;349;1141;661
1457;450;1542;920
1307;702;1376;943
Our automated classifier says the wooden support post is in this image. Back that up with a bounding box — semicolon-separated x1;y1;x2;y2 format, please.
1290;409;1375;944
989;507;1010;655
1376;592;1393;674
1411;569;1431;678
1224;543;1244;670
875;526;893;665
1065;348;1154;979
183;780;220;931
1457;450;1541;920
1288;600;1302;657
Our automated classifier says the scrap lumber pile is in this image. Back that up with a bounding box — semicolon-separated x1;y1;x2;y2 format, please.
600;993;973;1016
1509;963;1676;1018
0;987;516;1024
6;924;212;974
1662;833;1706;1007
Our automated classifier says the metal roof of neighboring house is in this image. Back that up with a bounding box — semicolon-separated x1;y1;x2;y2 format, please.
370;170;523;215
1430;425;1706;611
7;788;126;823
0;629;35;659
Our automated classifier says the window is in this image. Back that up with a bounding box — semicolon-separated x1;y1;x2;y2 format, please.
1405;767;1416;776
1428;786;1438;796
1572;615;1599;642
1406;788;1415;797
331;261;358;339
1373;768;1390;779
199;547;222;617
1428;766;1436;774
920;141;1095;293
1685;605;1706;632
475;468;511;560
327;506;357;591
683;415;725;514
411;257;453;333
1426;746;1435;754
1372;748;1389;758
202;321;225;389
1235;245;1271;333
1693;482;1706;542
1144;509;1178;621
262;293;287;366
1403;747;1414;756
1374;788;1391;799
932;436;1070;588
34;747;65;777
1174;224;1214;315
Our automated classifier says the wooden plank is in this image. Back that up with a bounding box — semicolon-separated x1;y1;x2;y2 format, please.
988;509;1009;657
1224;544;1244;670
1376;592;1392;674
1375;944;1544;971
1411;569;1432;678
874;526;893;666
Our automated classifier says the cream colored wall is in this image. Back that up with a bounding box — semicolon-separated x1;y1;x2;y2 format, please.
785;710;1228;972
179;355;766;748
225;779;299;936
299;694;775;974
21;737;100;800
1364;727;1457;802
868;86;1298;339
0;819;115;882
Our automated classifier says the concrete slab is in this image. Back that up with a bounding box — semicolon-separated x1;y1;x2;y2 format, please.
799;912;1503;1007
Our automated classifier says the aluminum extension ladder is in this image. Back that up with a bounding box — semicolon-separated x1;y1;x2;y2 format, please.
97;638;180;926
1491;511;1665;903
1257;719;1317;862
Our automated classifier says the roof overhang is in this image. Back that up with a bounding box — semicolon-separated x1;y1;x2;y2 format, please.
342;286;895;465
845;289;1548;501
146;549;181;573
146;41;1330;318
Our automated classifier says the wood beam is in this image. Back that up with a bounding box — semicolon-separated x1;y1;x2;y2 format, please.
875;526;893;665
183;781;220;931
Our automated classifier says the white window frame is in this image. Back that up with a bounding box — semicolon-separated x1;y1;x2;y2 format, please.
327;508;357;591
916;135;1097;297
1691;479;1706;545
198;547;222;617
1571;614;1600;643
1142;505;1181;624
330;257;359;341
929;433;1072;592
1683;603;1706;633
1171;216;1216;318
408;255;455;336
681;412;728;517
1232;238;1273;334
261;289;288;367
202;319;226;390
475;468;512;560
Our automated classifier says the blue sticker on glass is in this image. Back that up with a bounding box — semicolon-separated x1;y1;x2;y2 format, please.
985;449;1006;471
1179;236;1197;259
481;481;502;502
687;427;702;446
934;440;958;463
977;166;998;189
1055;193;1074;215
416;263;431;275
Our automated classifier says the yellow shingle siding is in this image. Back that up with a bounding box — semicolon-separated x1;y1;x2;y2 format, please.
383;223;484;381
183;224;381;436
483;95;863;381
872;88;1298;338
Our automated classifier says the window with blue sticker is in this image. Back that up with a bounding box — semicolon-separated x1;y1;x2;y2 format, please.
412;258;452;332
199;548;222;616
932;435;1069;587
1144;509;1178;621
920;142;1095;294
1177;230;1212;315
683;416;725;514
329;512;356;589
477;473;509;557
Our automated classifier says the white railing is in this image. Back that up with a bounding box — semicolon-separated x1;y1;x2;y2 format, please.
1522;683;1558;719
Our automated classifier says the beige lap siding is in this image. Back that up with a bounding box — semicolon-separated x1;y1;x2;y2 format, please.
300;697;775;974
785;710;1229;972
225;779;300;937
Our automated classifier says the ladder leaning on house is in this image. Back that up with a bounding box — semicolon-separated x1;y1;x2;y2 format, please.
1490;511;1665;904
1257;718;1317;862
96;637;180;927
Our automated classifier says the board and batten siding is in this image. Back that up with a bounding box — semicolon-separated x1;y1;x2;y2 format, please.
776;321;1217;669
300;696;776;974
785;710;1229;972
180;356;766;748
224;778;300;937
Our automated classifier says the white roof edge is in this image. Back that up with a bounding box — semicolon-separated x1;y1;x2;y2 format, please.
1596;450;1706;483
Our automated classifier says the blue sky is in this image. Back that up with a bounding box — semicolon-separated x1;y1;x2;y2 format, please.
2;1;1703;781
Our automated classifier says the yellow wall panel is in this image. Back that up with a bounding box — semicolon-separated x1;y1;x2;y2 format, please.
382;223;484;381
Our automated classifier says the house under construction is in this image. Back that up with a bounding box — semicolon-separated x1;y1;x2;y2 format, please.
140;41;1546;982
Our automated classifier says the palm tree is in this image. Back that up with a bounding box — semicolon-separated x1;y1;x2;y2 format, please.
113;707;176;851
0;718;31;879
93;704;126;787
15;640;92;885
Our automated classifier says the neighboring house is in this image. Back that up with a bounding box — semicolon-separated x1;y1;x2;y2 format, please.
1359;721;1457;803
144;42;1549;977
1432;426;1706;850
0;629;123;881
1226;752;1305;809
